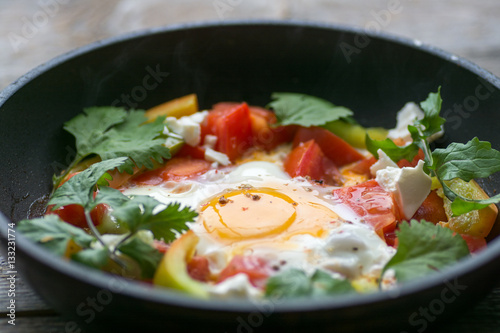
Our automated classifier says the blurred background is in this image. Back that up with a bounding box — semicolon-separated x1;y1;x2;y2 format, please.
1;0;500;91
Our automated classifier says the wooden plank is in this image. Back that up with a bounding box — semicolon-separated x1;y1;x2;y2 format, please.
0;258;52;313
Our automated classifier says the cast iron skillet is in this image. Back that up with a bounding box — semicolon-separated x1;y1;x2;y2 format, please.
1;21;500;333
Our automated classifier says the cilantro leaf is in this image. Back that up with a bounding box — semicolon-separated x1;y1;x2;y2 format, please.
63;106;128;161
265;268;354;299
429;138;500;215
365;135;419;163
431;138;500;181
109;197;197;242
117;235;163;278
382;220;469;283
71;247;110;269
267;93;353;127
417;87;445;138
58;107;171;187
92;110;171;174
49;157;128;210
17;215;95;256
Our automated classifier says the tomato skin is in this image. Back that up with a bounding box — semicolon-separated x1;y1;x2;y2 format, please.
292;126;364;167
284;139;341;185
46;203;107;228
217;255;271;288
411;190;448;224
131;157;212;185
202;102;254;161
331;179;403;241
187;256;211;282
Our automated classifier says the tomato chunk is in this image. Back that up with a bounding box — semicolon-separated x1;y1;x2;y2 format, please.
411;190;448;224
460;234;487;254
248;106;297;150
284;139;341;185
202;102;253;161
331;179;403;241
187;256;211;282
217;255;271;288
131;157;212;185
47;203;107;228
293;126;364;167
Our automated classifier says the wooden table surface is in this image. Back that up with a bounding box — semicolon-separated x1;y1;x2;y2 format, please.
1;1;500;332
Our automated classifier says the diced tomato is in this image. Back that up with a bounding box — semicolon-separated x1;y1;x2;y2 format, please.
292;126;364;167
176;144;206;160
248;106;297;150
131;157;212;185
153;239;170;253
187;256;211;282
217;255;271;288
46;203;107;228
341;156;377;177
391;137;425;168
284;139;341;185
460;234;487;254
201;102;253;161
411;190;448;224
331;179;403;241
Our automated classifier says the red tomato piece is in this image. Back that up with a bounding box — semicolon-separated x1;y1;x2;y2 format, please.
217;255;271;288
187;256;211;282
248;106;297;150
292;126;364;167
342;156;377;177
331;179;403;241
131;157;212;185
284;139;341;185
460;234;487;254
176;144;206;160
202;102;253;161
46;203;107;228
411;190;448;224
153;239;170;253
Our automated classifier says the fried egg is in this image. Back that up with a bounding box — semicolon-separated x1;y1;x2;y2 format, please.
122;159;395;293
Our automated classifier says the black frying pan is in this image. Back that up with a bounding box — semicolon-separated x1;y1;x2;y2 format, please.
1;21;500;333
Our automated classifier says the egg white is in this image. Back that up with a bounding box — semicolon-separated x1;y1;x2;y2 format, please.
122;160;395;294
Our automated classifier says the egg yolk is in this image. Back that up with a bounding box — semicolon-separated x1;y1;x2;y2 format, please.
200;187;340;244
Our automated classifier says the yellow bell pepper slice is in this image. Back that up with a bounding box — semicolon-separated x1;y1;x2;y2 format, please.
145;93;198;122
153;230;209;299
438;178;498;238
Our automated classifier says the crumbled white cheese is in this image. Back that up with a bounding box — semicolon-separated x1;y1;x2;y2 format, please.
164;111;209;146
375;160;431;219
208;273;262;299
204;147;231;166
387;102;424;143
203;134;218;149
370;149;398;176
387;102;443;143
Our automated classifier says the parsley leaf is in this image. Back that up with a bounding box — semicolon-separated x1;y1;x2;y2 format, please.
382;220;469;283
56;107;171;187
110;197;197;242
72;247;110;269
49;157;129;210
365;136;419;163
117;235;163;278
17;215;95;256
265;268;354;299
267;93;353;127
